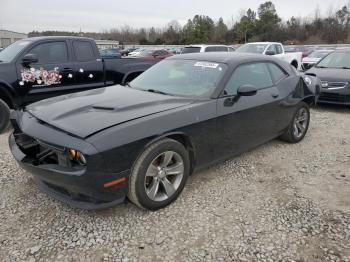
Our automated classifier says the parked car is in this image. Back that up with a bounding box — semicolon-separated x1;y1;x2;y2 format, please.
0;37;157;133
284;45;314;58
128;48;147;56
9;52;319;210
120;48;137;56
181;45;235;54
307;49;350;105
302;49;333;70
236;42;303;70
99;48;122;59
129;49;173;60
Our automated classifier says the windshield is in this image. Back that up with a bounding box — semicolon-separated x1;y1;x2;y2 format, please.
308;50;332;59
317;52;350;68
236;44;267;54
0;40;31;62
181;47;201;54
130;59;227;98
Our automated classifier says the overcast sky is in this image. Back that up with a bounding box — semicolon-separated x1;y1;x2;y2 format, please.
1;0;349;33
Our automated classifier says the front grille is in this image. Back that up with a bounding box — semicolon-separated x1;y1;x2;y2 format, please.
319;92;349;103
14;131;69;166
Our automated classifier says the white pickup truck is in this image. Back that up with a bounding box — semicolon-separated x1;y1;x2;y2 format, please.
236;42;303;70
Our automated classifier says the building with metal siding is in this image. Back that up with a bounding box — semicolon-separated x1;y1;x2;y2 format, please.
0;30;27;48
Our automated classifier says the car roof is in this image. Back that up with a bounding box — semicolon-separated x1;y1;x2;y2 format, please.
168;52;287;66
25;36;95;42
183;44;228;48
245;42;280;45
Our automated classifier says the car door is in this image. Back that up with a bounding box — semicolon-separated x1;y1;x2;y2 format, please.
72;40;104;89
16;40;76;104
215;62;282;158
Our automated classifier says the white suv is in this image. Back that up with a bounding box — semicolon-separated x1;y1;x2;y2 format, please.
181;45;235;54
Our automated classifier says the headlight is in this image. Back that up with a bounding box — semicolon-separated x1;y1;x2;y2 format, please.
67;148;87;166
76;151;87;165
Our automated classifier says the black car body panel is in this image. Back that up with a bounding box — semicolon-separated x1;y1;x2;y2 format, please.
9;53;319;209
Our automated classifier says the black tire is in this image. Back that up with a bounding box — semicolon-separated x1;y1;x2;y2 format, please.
280;102;310;143
128;138;190;210
0;99;10;134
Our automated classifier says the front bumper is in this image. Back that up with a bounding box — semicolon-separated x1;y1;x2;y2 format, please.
9;131;129;210
318;89;350;105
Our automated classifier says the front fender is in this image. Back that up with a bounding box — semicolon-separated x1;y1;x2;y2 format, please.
0;80;19;108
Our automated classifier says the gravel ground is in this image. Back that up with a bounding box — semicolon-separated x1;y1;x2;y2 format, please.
0;105;349;262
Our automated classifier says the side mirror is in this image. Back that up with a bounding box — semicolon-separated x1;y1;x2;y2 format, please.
22;54;38;66
237;84;257;96
265;50;276;56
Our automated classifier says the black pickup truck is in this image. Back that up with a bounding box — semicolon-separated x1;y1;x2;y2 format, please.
0;36;156;133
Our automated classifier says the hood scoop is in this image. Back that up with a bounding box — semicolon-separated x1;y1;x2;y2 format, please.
92;106;115;111
27;85;194;138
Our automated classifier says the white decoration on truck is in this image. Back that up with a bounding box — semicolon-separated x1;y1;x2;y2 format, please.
20;67;61;86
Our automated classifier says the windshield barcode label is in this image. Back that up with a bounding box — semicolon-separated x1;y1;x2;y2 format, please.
194;62;219;68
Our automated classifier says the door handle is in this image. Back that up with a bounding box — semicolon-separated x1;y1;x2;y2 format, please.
61;68;73;73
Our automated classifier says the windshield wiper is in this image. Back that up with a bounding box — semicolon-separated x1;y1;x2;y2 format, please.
145;89;172;96
315;66;328;68
125;82;133;88
341;66;350;69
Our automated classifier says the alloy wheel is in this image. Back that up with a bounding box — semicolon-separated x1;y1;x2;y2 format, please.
293;107;309;139
144;151;184;202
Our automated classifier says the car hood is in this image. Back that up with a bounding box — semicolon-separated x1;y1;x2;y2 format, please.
307;67;350;82
26;85;194;138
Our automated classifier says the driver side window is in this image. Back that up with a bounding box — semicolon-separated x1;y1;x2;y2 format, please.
28;42;68;64
223;63;273;96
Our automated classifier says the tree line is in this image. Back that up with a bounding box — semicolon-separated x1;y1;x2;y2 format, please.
29;1;350;45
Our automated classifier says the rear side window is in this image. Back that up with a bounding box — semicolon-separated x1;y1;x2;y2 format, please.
73;41;95;61
29;42;68;63
224;63;273;96
275;45;283;55
268;63;288;82
266;45;277;54
205;46;228;52
181;47;201;54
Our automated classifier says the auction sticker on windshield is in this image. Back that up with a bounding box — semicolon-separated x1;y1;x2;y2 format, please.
194;62;219;68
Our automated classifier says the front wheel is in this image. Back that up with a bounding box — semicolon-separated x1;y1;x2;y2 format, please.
280;102;310;143
128;138;190;210
0;99;10;134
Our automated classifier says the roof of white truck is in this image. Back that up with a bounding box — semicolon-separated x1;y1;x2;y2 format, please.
245;42;281;45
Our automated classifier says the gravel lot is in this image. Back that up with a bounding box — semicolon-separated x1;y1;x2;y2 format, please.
0;105;349;262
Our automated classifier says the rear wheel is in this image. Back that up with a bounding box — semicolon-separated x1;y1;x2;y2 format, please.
280;102;310;143
128;138;190;210
0;99;10;134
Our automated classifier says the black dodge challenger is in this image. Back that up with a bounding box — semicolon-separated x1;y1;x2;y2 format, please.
9;53;320;210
